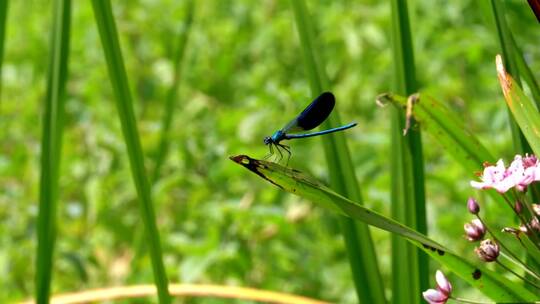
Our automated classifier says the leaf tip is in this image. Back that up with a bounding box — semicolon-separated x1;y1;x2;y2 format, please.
375;93;392;107
229;154;250;164
496;54;512;100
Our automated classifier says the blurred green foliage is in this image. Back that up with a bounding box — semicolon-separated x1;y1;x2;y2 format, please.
0;0;539;303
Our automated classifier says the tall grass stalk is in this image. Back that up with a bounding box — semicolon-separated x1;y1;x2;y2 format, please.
90;1;170;303
490;0;531;155
0;0;8;104
489;0;540;254
35;0;71;303
509;32;540;107
389;0;426;302
289;1;386;303
133;0;195;273
152;0;194;183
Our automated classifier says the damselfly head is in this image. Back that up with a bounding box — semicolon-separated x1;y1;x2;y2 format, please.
263;136;272;145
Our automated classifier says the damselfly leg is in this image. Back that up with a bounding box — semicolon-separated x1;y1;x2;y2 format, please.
264;143;274;160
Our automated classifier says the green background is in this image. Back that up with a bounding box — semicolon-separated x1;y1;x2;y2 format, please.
1;0;539;302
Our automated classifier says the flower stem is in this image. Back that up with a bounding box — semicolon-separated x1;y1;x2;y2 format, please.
514;190;537;223
502;193;540;245
500;251;540;280
496;260;540;290
476;215;527;269
502;193;528;226
450;296;494;304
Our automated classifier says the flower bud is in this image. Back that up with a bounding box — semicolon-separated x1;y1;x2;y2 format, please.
422;270;452;304
531;217;540;233
435;270;452;295
523;154;538;167
464;219;485;241
514;201;523;214
475;239;500;262
532;204;540;217
467;197;480;214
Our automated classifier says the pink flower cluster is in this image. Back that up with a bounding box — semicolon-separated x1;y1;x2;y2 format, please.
470;155;539;193
422;270;452;304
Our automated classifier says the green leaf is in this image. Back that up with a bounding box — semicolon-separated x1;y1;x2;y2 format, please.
389;0;427;300
90;1;170;303
289;0;386;303
132;0;195;274
376;93;509;208
152;0;195;183
509;32;540;109
496;55;540;157
230;155;538;302
489;0;530;154
35;1;71;303
0;0;7;102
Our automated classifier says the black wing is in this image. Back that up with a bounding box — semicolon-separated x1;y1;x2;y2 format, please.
282;92;335;133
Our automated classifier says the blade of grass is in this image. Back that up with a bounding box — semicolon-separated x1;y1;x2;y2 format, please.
152;0;194;183
389;0;427;301
90;1;170;303
378;93;505;201
289;1;386;303
490;0;532;155
23;284;332;304
132;0;195;275
509;31;540;108
35;0;71;303
232;155;442;249
497;55;540;248
496;55;540;158
0;0;7;105
379;91;540;248
492;1;540;258
528;0;540;22
230;155;538;302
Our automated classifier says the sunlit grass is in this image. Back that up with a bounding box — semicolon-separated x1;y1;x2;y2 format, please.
90;1;170;303
0;1;538;303
35;0;71;303
289;0;386;303
388;0;426;302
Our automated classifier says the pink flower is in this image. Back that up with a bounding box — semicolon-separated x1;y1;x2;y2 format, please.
505;155;527;191
470;159;511;193
422;270;452;304
470;155;540;193
508;155;538;191
523;154;538;168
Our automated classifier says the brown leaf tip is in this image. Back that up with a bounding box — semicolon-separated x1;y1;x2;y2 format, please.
496;54;512;99
375;93;392;107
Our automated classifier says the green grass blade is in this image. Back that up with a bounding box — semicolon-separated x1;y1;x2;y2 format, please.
0;0;7;104
232;155;441;250
379;93;495;170
489;0;531;155
496;55;540;157
133;0;195;275
289;1;386;303
152;0;194;183
230;155;538;302
509;31;540;108
90;1;170;303
389;0;426;301
35;0;71;302
377;93;507;202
